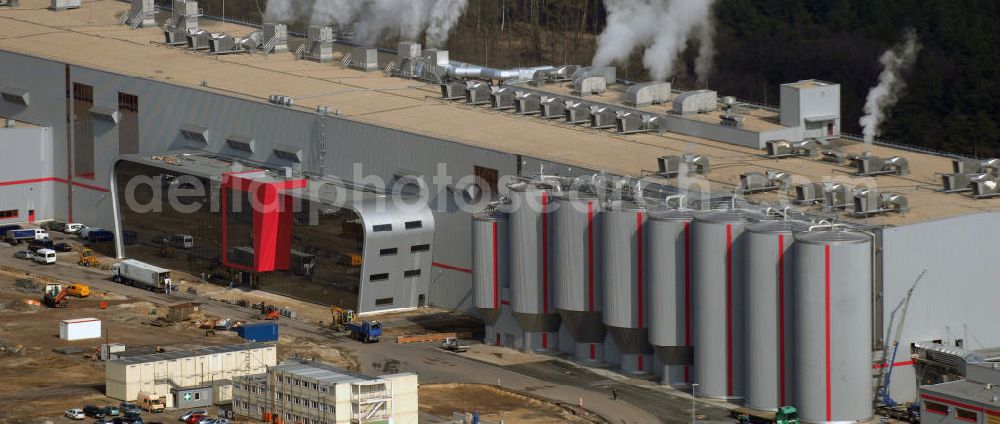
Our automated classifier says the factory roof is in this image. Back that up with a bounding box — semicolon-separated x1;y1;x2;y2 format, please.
2;1;1000;226
921;379;1000;410
110;342;273;365
272;360;385;385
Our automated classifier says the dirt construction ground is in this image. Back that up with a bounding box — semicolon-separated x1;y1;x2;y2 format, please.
0;233;609;424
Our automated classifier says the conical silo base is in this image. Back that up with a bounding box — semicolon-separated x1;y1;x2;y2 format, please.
522;331;559;353
572;341;605;364
618;353;655;374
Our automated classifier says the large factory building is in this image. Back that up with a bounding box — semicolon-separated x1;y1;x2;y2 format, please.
3;0;1000;421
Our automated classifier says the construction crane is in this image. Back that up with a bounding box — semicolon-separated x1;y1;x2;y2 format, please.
878;268;927;410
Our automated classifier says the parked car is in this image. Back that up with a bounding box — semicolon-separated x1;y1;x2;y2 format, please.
79;227;103;239
64;223;85;234
213;419;229;424
169;234;194;249
0;224;22;237
178;411;207;422
103;405;121;416
83;405;107;418
33;248;57;264
88;230;114;243
54;242;73;252
194;418;214;424
184;415;206;424
151;235;169;246
65;408;86;420
14;250;34;260
123;411;143;424
119;403;142;415
27;239;54;252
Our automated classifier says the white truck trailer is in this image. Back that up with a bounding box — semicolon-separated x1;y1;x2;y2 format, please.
112;259;173;293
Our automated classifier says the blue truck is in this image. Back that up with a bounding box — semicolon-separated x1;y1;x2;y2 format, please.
346;320;382;343
237;321;278;342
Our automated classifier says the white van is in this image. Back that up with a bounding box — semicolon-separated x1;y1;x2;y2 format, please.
63;223;84;234
34;248;56;264
169;234;194;249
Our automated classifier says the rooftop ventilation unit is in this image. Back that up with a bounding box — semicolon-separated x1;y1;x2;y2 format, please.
539;96;566;119
350;47;379;72
514;91;541;115
615;112;664;135
971;176;1000;199
589;106;616;129
720;113;744;128
738;170;791;194
273;144;303;163
186;29;211;50
164;0;201;45
208;33;237;53
942;173;991;193
571;66;616;85
656;154;710;178
572;76;607;96
123;0;155;28
822;182;851;211
397;42;422;61
301;26;335;62
821;150;848;165
0;87;29;106
423;49;450;66
852;153;909;176
794;182;826;205
439;81;465;100
490;87;515;111
625;82;671;107
953;157;1000;175
261;23;288;54
268;95;294;107
551;65;580;82
672;90;718;115
226;135;255;154
564;101;591;124
766;139;820;158
49;0;80;11
179;124;209;146
465;81;490;106
852;188;908;216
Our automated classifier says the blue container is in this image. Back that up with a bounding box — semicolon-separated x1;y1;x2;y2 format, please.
238;322;278;342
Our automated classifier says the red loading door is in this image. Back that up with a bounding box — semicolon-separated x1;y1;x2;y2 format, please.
28;209;35;223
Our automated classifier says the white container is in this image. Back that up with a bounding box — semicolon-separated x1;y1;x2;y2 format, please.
60;318;101;341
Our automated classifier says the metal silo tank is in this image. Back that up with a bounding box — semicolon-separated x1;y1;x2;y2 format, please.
552;192;606;363
744;220;810;411
472;211;508;329
508;182;560;352
691;209;761;400
602;201;653;373
792;230;873;423
647;210;695;386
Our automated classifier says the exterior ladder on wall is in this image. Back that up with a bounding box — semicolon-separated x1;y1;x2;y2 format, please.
293;44;306;60
339;53;352;69
382;61;397;77
118;10;129;25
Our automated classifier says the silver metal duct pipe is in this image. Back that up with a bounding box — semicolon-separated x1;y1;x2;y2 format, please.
445;62;556;81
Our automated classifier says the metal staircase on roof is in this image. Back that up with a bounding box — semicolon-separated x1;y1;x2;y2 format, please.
261;35;280;56
293;44;306;60
339;53;352;69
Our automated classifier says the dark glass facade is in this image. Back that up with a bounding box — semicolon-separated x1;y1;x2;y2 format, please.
114;161;363;309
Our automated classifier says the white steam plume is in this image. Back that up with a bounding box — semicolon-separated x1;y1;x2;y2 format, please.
264;0;300;22
860;30;921;145
693;20;715;86
310;0;364;29
425;0;468;48
592;0;717;82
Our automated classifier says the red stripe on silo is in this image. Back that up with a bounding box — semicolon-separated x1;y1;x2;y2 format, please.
493;221;499;309
590;343;596;359
725;223;734;397
684;220;692;383
588;202;595;312
637;212;644;328
542;332;549;349
542;192;549;314
778;234;787;406
825;244;832;422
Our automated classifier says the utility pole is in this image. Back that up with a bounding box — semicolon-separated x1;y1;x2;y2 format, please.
691;383;699;424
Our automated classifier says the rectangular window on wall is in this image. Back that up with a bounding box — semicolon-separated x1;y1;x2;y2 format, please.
375;297;394;306
411;244;430;252
405;220;422;229
956;409;978;422
369;273;389;282
474;165;500;201
72;83;95;180
404;269;421;278
379;248;397;256
924;401;948;415
118;92;139;154
0;209;18;219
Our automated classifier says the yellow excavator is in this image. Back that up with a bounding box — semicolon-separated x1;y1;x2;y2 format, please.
330;306;355;330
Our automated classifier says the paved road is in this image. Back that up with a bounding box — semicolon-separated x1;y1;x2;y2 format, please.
1;241;733;424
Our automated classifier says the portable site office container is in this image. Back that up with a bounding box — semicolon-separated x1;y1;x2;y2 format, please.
60;318;101;341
